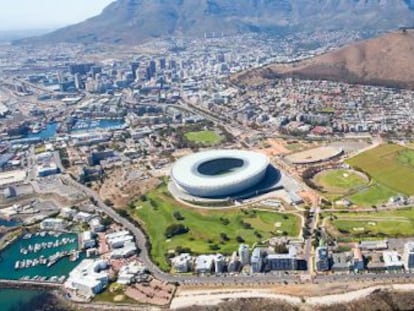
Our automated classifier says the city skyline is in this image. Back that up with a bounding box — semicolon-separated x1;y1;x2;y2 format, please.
0;0;114;31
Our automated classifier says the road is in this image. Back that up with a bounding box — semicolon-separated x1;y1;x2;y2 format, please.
61;172;414;288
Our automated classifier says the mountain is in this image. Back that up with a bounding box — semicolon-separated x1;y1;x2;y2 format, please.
232;31;414;89
17;0;414;45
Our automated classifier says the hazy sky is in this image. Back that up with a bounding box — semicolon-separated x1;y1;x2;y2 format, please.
0;0;115;31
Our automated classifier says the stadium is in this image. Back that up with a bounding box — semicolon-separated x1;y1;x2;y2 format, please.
286;146;344;165
170;150;281;200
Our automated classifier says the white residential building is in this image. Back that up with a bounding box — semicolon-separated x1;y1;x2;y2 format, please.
195;255;214;274
81;231;96;249
171;253;193;273
40;218;67;231
65;259;109;297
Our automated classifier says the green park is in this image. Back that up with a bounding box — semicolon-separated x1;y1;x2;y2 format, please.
184;130;223;145
127;184;301;271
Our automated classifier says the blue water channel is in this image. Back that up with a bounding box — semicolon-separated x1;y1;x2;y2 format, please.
71;119;126;132
25;122;58;140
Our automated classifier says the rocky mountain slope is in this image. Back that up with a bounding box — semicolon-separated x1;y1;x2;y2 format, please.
18;0;414;44
232;31;414;89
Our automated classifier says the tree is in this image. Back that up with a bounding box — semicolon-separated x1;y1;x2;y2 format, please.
209;244;220;251
236;236;245;243
220;232;230;242
165;224;189;238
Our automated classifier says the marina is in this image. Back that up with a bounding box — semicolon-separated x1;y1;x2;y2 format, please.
0;232;83;281
25;122;58;140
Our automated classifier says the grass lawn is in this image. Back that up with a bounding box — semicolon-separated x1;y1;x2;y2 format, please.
34;145;46;154
314;169;368;194
324;208;414;239
285;143;304;152
184;130;223;145
131;185;301;271
347;144;414;195
347;183;397;207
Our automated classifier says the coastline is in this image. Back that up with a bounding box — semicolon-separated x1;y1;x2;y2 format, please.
170;282;414;309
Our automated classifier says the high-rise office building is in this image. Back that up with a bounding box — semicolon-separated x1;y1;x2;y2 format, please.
131;62;139;81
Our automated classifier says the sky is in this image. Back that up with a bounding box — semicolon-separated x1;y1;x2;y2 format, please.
0;0;115;31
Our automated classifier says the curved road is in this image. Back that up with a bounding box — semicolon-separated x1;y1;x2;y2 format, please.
62;175;414;287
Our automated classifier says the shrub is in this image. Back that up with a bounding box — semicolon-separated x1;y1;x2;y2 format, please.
173;211;185;221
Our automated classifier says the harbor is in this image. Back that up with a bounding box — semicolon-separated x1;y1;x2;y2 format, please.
71;118;126;132
0;231;83;282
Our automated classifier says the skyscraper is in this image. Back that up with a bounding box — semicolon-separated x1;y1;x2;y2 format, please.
131;62;139;81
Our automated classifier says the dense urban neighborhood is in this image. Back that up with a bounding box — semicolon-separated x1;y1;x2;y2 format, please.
2;20;414;310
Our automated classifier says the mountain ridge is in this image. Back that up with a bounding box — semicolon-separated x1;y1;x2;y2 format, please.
17;0;414;45
231;30;414;89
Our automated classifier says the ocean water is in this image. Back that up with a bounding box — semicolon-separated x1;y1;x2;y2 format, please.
0;288;44;311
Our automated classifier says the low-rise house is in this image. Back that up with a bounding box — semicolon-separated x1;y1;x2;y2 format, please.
110;241;137;259
89;217;105;232
74;211;94;223
331;253;352;272
366;253;385;272
383;251;403;271
359;240;388;251
117;261;148;285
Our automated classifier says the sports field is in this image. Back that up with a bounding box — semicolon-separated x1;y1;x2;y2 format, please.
130;185;301;271
185;130;223;145
347;183;397;206
314;169;369;194
324;208;414;239
347;144;414;195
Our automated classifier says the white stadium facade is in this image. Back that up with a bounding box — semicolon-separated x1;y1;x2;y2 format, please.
171;150;271;198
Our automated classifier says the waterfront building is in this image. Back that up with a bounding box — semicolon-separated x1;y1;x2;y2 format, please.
81;231;96;249
40;218;67;231
64;259;109;297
